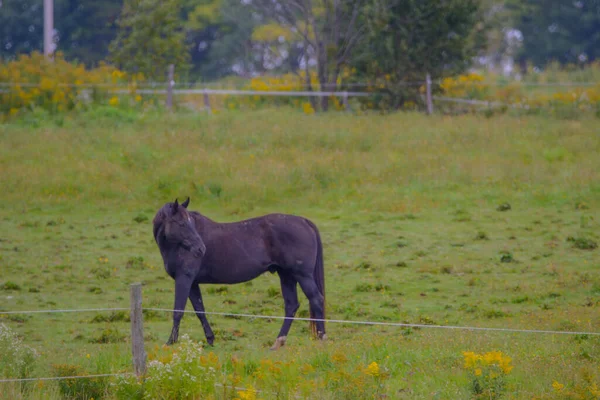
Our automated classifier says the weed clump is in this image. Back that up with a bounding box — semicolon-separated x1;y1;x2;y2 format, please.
133;214;148;223
463;350;513;399
52;363;109;400
354;282;389;293
1;281;21;291
355;283;374;292
125;256;148;269
0;323;38;380
475;231;489;240
89;327;126;344
207;286;229;294
499;251;514;263
567;236;597;250
90;311;129;323
497;203;511;212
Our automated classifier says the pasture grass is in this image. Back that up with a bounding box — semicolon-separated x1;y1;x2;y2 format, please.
0;108;599;399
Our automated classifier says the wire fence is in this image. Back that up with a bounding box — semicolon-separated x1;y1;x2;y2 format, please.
2;306;599;336
1;77;598;114
0;80;598;89
0;373;130;384
1;303;599;385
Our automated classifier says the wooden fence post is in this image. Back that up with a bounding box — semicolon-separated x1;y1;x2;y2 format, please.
166;64;175;111
426;73;433;115
342;91;350;112
130;283;147;377
203;89;211;112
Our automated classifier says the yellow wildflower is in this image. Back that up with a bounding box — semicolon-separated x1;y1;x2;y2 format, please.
302;102;315;115
552;381;564;392
236;385;259;400
363;361;380;377
108;96;119;106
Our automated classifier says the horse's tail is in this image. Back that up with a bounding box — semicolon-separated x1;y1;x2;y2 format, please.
306;219;325;338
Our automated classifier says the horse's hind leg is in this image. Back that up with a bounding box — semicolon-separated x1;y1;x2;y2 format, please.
189;284;215;346
271;271;299;350
297;276;326;340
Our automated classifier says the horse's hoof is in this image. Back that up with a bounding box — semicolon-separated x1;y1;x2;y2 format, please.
270;336;286;351
207;336;215;346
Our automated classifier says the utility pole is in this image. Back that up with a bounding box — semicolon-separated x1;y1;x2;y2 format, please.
44;0;54;60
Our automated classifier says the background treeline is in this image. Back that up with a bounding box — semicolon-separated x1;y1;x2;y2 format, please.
1;0;598;81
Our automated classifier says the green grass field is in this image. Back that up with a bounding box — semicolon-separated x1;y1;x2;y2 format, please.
0;108;599;399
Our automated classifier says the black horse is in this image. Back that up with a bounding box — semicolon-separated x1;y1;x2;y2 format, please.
152;197;326;350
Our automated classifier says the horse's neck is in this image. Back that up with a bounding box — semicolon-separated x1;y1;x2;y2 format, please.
193;212;219;232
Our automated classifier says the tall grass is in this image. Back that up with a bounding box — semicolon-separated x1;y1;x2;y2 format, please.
0;109;599;399
1;109;598;214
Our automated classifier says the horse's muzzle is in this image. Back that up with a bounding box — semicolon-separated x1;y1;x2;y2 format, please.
191;244;205;259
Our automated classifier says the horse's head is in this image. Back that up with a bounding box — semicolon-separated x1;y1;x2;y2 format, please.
153;197;206;259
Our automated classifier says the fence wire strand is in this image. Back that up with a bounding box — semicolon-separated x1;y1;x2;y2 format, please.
0;373;130;383
2;307;598;336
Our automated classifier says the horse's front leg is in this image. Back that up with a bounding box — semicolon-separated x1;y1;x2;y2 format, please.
166;275;193;345
189;284;215;346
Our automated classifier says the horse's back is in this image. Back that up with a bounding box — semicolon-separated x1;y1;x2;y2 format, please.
199;212;319;276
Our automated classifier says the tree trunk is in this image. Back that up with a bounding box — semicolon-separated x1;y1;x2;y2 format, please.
317;42;329;111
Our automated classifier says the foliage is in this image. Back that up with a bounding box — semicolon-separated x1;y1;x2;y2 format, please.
197;0;264;80
0;51;143;118
0;0;44;60
109;0;190;81
463;350;513;399
0;323;38;380
349;0;481;110
56;0;124;66
0;0;122;66
250;0;369;111
508;0;600;67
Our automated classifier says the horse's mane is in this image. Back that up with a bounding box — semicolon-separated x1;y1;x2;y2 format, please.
152;203;172;243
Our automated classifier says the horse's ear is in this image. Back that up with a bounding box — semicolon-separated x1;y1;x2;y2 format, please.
182;197;190;209
173;198;179;212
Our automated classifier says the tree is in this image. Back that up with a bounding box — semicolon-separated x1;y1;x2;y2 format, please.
508;0;600;68
349;0;481;110
109;0;190;81
249;0;369;111
1;0;123;66
0;0;44;60
185;0;263;80
57;0;123;66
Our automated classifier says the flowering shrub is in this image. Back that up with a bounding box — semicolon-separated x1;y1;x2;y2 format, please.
224;71;345;113
115;335;220;400
0;323;38;380
550;371;600;400
112;335;391;399
440;72;600;118
463;350;513;399
52;363;109;400
0;51;143;119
